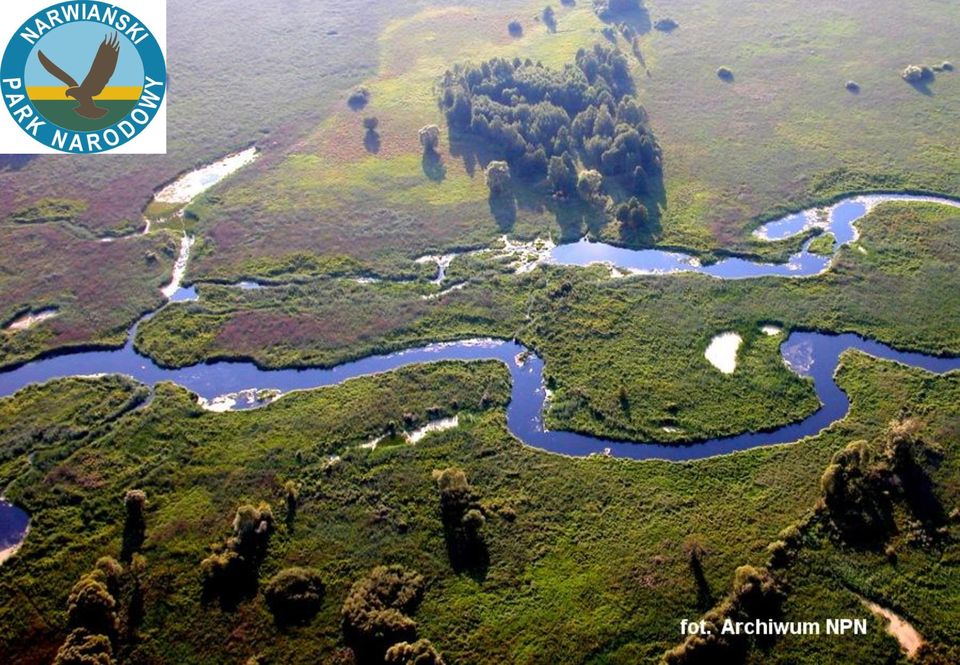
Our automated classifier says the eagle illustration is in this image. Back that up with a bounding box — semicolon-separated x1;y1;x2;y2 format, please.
37;33;121;120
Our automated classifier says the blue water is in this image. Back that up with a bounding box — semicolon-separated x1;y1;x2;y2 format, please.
552;194;960;277
3;192;960;557
0;500;29;559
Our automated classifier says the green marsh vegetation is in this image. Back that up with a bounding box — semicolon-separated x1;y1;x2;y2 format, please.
1;341;958;663
139;203;960;443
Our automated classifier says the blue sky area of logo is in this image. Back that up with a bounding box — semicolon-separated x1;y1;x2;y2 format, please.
1;1;166;153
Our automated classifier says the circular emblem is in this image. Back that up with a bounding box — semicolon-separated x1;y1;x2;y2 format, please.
1;2;166;153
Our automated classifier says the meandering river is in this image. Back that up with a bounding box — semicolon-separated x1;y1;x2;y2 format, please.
2;191;960;559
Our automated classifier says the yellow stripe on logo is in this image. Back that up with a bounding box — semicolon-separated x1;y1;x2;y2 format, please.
27;86;143;100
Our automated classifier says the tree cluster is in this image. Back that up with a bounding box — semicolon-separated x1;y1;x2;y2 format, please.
264;567;325;626
200;502;274;603
341;565;426;664
55;555;146;665
434;468;488;572
438;44;662;220
820;419;946;546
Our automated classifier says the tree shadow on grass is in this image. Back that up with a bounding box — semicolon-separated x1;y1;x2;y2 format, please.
422;152;446;181
489;193;517;232
364;130;381;154
906;78;934;96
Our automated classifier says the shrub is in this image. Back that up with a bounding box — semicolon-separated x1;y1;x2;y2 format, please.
654;18;678;31
716;66;734;81
342;565;425;662
508;20;523;37
53;628;114;665
943;61;954;71
845;80;860;92
418;125;440;154
348;86;370;110
484;161;512;196
385;639;447;665
284;480;298;524
264;567;325;625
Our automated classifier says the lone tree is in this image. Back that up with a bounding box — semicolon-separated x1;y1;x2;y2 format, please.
342;565;425;663
53;628;114;665
485;161;512;196
508;20;523;37
122;489;147;561
385;639;447;665
418;124;440;154
264;567;325;626
348;86;371;110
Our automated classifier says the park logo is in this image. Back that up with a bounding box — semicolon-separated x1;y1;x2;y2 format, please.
1;1;166;154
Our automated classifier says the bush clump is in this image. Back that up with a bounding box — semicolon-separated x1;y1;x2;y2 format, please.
342;565;425;663
53;628;114;665
901;64;934;83
264;567;325;625
201;502;275;602
508;20;523;37
385;639;447;665
654;18;678;31
434;468;488;571
716;66;734;81
845;80;860;92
